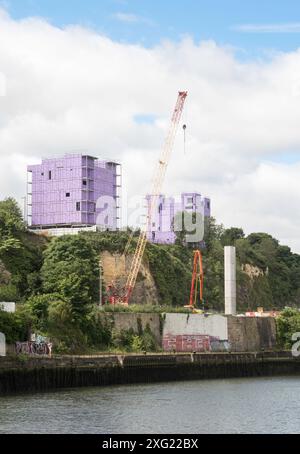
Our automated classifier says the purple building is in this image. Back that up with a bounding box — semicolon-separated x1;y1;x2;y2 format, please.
27;154;121;233
146;192;211;244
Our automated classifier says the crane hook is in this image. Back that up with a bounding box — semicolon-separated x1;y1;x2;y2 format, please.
183;124;187;154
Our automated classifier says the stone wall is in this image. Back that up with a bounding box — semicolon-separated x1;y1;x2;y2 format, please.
227;316;277;352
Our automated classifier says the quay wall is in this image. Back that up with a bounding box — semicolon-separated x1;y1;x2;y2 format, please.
97;313;277;353
0;351;298;395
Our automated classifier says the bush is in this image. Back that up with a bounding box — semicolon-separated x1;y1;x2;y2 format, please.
0;308;29;344
111;324;157;353
276;308;300;349
142;324;156;351
131;335;144;352
0;283;19;302
82;308;113;348
41;235;99;314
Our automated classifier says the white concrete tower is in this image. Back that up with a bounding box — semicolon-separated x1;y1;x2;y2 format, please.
0;332;6;357
224;246;237;315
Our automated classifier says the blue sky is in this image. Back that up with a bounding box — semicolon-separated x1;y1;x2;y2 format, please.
5;0;300;55
1;2;300;250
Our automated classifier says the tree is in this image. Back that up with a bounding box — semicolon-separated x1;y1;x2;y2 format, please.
221;228;245;246
0;198;24;256
276;308;300;349
41;236;99;318
0;198;25;237
203;217;224;253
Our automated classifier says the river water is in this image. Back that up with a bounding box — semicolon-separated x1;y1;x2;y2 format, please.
0;376;300;434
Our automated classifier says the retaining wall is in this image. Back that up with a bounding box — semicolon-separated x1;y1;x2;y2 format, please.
163;314;228;352
227;316;277;352
99;312;276;353
162;313;277;353
100;312;162;345
0;352;298;395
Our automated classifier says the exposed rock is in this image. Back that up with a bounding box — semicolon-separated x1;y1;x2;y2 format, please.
100;251;159;305
242;263;265;280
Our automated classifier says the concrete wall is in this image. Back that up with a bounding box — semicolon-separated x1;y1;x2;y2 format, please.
101;312;162;345
163;314;228;352
0;303;15;313
98;312;276;353
163;314;227;338
162;313;276;353
227;316;277;352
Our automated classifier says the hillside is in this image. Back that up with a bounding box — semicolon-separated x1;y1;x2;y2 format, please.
1;198;300;312
0;198;48;303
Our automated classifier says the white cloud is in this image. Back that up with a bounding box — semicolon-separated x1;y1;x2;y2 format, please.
233;23;300;33
113;12;153;26
113;12;140;23
0;11;300;251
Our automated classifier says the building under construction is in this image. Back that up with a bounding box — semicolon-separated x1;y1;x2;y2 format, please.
27;153;121;235
146;192;211;244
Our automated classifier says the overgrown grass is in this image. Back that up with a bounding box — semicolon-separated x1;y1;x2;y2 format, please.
98;304;191;314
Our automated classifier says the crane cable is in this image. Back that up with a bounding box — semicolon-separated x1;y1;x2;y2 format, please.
182;95;188;154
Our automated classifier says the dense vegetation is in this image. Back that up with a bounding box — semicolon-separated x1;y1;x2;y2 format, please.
276;308;300;350
1;197;300;352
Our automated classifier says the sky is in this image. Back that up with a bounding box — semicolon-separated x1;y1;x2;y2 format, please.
1;1;300;251
5;0;300;54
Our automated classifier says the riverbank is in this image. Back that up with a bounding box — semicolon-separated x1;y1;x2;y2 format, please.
0;351;299;395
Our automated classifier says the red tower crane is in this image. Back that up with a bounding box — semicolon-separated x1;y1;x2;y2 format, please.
114;91;188;305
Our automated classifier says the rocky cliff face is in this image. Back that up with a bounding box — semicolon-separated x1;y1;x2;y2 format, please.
242;263;265;279
100;251;159;305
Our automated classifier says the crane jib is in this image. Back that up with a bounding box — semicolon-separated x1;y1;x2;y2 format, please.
118;91;188;306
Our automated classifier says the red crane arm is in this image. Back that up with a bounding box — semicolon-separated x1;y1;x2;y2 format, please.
124;91;188;304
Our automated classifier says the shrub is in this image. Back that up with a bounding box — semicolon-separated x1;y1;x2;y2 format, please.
111;324;157;353
0;283;19;302
276;308;300;349
131;335;144;352
0;308;29;344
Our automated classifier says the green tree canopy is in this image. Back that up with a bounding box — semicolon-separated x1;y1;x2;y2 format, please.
221;227;245;246
41;235;100;317
0;198;25;237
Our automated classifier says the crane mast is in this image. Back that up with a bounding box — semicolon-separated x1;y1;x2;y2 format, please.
123;91;188;304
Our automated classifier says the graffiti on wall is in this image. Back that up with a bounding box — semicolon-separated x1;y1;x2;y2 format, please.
162;314;229;353
15;342;52;356
163;334;229;352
